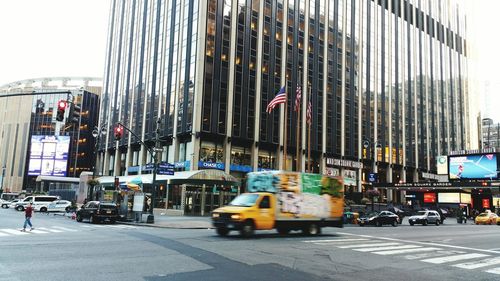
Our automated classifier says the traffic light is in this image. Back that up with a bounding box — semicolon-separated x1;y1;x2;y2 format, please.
68;103;81;124
56;100;67;122
114;125;124;141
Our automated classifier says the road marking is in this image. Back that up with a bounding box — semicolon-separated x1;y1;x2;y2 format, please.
338;242;395;249
336;232;500;255
0;229;28;235
29;229;49;234
404;250;466;260
304;238;368;243
421;253;490;264
79;225;93;228
454;257;500;269
0;232;8;237
37;227;63;233
485;267;500;275
355;245;420;252
107;225;136;229
91;225;106;228
52;226;78;232
373;247;441;255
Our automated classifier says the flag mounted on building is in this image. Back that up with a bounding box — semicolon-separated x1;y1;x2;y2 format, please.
266;86;287;113
294;85;302;112
306;100;312;125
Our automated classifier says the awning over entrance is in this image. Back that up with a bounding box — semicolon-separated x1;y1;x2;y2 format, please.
97;169;241;186
35;175;80;183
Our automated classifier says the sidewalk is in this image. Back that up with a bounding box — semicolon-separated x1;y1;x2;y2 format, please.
119;214;213;229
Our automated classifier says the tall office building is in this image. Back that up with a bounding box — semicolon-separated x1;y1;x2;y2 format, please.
100;0;469;201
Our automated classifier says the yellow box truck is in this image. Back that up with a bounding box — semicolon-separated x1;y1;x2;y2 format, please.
211;171;344;237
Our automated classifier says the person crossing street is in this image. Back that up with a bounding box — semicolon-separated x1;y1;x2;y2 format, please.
21;203;34;232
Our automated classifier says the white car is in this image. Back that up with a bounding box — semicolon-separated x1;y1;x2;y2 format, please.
47;200;72;212
7;199;21;209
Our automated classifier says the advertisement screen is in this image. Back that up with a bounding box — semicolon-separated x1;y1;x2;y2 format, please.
448;154;498;180
423;193;436;203
28;135;70;177
460;193;471;204
438;193;460;203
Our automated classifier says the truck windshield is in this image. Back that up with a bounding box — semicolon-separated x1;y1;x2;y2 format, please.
229;194;259;207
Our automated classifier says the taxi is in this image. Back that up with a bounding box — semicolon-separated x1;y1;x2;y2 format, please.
475;212;498;225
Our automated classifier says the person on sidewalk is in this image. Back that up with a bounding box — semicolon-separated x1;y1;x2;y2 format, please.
21;203;34;232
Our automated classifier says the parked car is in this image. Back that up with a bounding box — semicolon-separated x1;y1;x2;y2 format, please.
15;196;59;212
76;201;119;224
1;199;20;209
475;212;498;225
47;200;72;212
408;210;442;226
357;211;399;227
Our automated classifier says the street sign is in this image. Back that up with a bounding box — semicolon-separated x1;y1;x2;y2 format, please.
368;173;377;183
159;163;174;169
158;170;174;175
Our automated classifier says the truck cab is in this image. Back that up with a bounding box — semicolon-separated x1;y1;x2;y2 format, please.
212;193;275;237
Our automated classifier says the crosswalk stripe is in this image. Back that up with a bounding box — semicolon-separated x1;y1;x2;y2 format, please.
355;245;419;252
107;225;134;229
304;238;368;243
29;229;49;234
485;267;500;275
421;253;490;264
373;247;441;255
37;227;63;233
454;257;500;270
0;232;8;237
0;229;28;235
52;226;78;232
338;242;399;249
404;250;466;260
79;225;93;228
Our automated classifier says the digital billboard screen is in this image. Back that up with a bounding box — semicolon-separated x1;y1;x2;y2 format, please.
423;193;436;203
448;154;498;180
28;135;70;177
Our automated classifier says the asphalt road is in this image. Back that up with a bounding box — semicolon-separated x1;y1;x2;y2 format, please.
2;208;500;281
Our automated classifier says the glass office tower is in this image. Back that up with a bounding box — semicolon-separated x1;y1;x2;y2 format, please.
100;0;469;202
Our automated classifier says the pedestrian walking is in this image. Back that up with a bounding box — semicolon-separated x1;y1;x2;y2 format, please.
21;203;34;232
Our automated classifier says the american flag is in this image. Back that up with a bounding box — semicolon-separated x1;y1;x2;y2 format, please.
306;100;312;125
266;86;287;113
294;85;302;112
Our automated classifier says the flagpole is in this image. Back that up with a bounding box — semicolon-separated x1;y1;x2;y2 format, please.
283;87;288;171
307;87;312;173
296;92;301;172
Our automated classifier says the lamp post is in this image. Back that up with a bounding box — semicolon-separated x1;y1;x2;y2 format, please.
90;123;107;200
0;165;5;194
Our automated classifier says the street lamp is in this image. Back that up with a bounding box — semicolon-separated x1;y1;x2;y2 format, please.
90;123;107;200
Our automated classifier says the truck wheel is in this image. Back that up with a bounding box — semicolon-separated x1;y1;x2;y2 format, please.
303;223;321;236
240;220;254;238
216;227;229;236
277;227;290;235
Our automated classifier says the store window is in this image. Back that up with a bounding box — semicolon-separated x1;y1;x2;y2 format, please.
230;146;251;166
199;141;224;163
258;150;276;170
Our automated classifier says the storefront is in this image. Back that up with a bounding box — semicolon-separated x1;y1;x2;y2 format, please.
98;169;241;217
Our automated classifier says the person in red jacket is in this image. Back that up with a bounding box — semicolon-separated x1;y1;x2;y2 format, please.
21;203;34;232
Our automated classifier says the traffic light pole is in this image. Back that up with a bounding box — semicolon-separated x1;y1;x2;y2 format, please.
115;120;161;217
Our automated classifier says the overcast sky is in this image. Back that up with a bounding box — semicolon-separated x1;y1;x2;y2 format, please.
0;0;110;86
0;0;498;121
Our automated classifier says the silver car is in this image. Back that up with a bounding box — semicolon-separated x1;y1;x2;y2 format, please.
408;210;441;226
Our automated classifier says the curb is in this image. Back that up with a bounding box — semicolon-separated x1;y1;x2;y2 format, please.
117;221;214;230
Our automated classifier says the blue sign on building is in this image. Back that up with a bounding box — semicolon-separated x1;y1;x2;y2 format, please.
229;164;253;173
198;161;225;170
368;173;377;183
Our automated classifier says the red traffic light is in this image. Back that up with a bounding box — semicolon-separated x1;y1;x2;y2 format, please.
57;100;67;110
114;125;124;141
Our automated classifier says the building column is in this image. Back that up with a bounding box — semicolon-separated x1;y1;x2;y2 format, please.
321;0;329;175
357;0;365;193
252;0;265;171
278;0;289;170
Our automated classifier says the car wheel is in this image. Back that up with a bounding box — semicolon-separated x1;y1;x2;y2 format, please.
303;223;321;236
409;222;414;226
76;214;83;222
16;206;24;211
240;220;255;238
65;207;70;212
435;220;440;226
1;204;7;209
376;221;382;227
216;227;229;236
423;220;428;226
40;207;47;212
89;215;96;224
392;220;397;227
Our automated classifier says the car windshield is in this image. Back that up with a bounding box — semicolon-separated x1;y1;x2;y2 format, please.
417;211;427;215
99;204;116;209
229;194;259;207
478;213;488;217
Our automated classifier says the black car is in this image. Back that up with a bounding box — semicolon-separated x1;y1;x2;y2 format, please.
76;201;119;224
357;211;399;227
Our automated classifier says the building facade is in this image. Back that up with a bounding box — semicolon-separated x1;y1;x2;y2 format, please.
0;77;101;192
100;0;469;202
481;118;500;151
